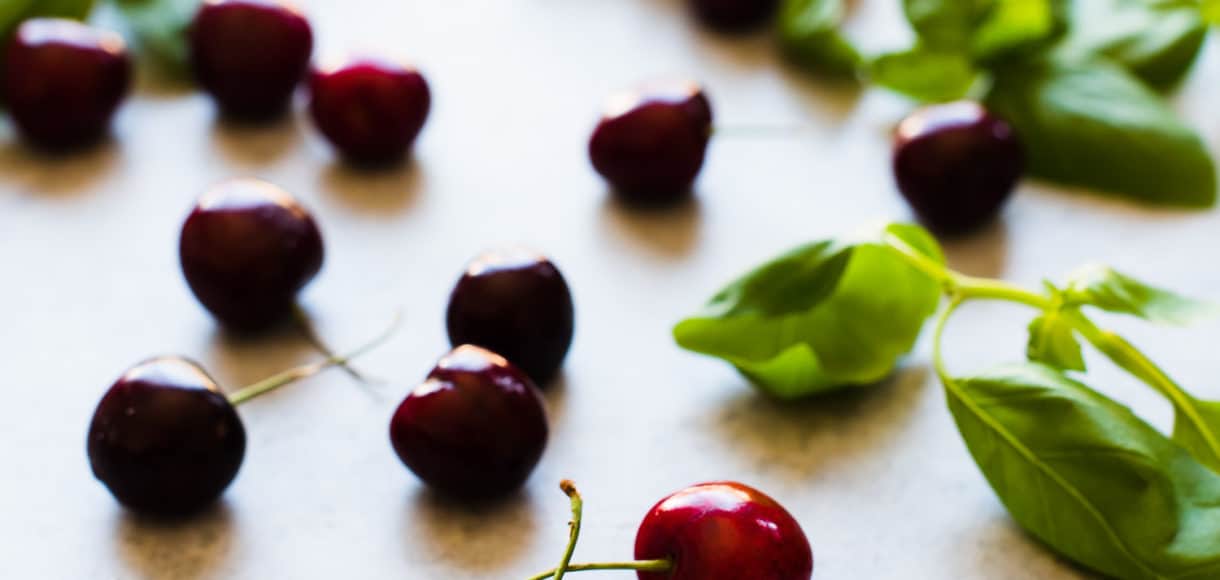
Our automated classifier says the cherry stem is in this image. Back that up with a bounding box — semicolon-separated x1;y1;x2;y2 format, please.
292;304;375;385
227;312;401;406
526;480;673;580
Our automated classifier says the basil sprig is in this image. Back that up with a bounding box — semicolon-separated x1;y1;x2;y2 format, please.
676;221;1220;578
777;0;1217;207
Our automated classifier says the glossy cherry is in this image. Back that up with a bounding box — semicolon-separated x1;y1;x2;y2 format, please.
179;178;324;332
188;0;314;120
308;58;431;165
635;482;813;579
446;249;574;385
893;101;1024;235
389;345;549;499
690;0;780;32
87;357;245;516
588;81;713;205
528;481;813;580
3;18;131;150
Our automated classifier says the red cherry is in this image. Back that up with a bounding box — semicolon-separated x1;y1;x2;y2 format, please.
3;18;131;150
308;58;431;165
634;482;813;580
389;345;549;498
588;81;713;205
188;0;314;120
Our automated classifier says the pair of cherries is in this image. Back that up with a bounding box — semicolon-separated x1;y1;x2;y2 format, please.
190;0;431;164
593;81;1024;234
88;177;577;513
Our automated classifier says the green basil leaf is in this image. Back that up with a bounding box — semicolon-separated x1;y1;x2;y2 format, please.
1063;264;1218;325
985;56;1216;207
777;0;862;78
1062;0;1206;90
1174;397;1220;473
902;0;1061;60
111;0;199;78
869;47;977;102
1204;0;1220;25
947;362;1220;579
971;0;1062;61
1026;312;1086;371
674;223;943;399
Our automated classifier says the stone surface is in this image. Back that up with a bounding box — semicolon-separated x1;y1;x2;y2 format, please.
3;1;1220;578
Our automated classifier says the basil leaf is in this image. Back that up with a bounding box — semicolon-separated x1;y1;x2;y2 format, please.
869;47;977;102
1174;397;1220;473
1026;312;1085;371
1204;0;1220;25
947;363;1220;579
985;56;1216;207
777;0;861;78
674;223;942;399
902;0;1061;60
1062;0;1206;90
1063;264;1217;325
111;0;199;78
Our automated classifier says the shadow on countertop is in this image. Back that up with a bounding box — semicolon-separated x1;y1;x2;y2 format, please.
114;502;236;580
710;364;930;478
405;486;539;573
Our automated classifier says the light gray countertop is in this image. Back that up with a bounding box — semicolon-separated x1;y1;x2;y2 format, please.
4;1;1220;578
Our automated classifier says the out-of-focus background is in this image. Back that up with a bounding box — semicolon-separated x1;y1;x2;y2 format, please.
3;0;1219;577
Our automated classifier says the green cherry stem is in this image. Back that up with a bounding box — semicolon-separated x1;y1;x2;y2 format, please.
526;481;673;580
292;304;375;385
227;312;402;406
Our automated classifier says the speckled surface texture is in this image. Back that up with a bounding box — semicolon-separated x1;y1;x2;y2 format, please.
4;1;1220;578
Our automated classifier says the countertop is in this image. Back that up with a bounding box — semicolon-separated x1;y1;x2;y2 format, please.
5;1;1220;578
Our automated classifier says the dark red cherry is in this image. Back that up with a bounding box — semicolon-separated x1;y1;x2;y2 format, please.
893;101;1024;235
87;357;246;516
188;0;313;120
690;0;780;32
308;58;431;165
179;178;324;332
635;482;813;580
446;249;574;385
2;18;131;150
588;81;713;205
389;345;549;498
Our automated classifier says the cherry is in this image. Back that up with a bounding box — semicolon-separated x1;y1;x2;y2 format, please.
690;0;780;32
87;322;396;516
179;178;324;333
445;249;574;385
528;481;813;580
892;101;1024;235
88;357;245;516
588;81;713;205
2;18;131;150
308;58;431;165
634;482;813;579
188;0;313;120
389;345;549;499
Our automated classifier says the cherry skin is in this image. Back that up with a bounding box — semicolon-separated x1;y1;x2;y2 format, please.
389;345;549;499
446;249;575;385
893;101;1024;236
690;0;780;32
87;357;246;516
308;58;431;165
179;178;324;332
188;0;314;120
635;481;813;580
588;81;713;205
3;19;131;150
